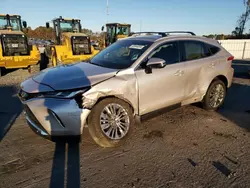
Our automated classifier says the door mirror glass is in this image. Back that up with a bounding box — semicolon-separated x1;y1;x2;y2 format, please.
101;26;104;31
147;57;166;68
46;22;50;28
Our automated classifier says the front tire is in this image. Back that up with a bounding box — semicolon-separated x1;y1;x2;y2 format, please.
88;98;134;148
202;79;226;111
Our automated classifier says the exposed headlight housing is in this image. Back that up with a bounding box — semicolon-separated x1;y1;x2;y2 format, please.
19;88;89;101
40;89;89;99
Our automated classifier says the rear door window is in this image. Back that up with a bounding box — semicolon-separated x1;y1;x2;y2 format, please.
181;41;208;61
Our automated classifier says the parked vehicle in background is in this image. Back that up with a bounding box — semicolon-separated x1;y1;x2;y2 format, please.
19;31;234;148
43;16;99;67
102;23;131;48
0;14;40;76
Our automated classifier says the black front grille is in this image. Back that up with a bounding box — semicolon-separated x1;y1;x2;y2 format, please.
1;34;30;56
71;36;91;55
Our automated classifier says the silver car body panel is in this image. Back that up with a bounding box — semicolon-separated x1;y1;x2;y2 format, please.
32;62;118;90
21;77;55;93
22;97;90;136
82;68;138;113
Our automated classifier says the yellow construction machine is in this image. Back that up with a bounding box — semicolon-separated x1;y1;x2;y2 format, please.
0;14;40;76
101;23;131;48
45;16;99;67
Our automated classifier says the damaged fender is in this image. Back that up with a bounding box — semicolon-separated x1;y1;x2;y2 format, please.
82;68;138;114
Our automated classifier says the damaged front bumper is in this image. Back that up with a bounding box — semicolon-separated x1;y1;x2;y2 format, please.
21;97;91;139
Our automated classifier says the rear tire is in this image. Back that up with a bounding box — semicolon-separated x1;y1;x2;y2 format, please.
88;98;134;148
202;79;226;111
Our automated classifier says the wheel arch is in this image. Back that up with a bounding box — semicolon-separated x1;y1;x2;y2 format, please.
95;95;136;114
212;75;229;89
85;95;136;125
202;75;228;110
201;74;229;100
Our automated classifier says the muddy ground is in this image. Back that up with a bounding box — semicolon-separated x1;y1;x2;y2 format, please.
0;61;250;188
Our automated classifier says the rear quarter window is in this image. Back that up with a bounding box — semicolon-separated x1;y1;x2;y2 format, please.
206;43;220;55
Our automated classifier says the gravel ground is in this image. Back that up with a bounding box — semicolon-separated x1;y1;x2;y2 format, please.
0;62;249;188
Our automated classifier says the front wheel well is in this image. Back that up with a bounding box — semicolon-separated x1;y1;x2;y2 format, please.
86;96;135;124
95;96;135;114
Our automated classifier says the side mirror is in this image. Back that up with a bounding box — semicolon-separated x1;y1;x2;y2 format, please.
46;22;50;28
147;57;166;68
22;21;27;28
101;26;104;31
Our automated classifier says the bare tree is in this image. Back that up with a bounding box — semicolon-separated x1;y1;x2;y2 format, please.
232;0;250;37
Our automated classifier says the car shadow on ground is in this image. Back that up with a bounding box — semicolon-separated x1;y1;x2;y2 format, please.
0;85;22;141
218;61;250;131
50;139;80;188
219;83;250;131
38;63;91;187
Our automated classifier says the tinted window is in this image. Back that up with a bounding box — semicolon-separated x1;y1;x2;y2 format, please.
206;43;220;55
203;43;212;57
183;41;207;61
149;42;179;65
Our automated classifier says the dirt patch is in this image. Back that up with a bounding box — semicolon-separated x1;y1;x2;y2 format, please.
143;130;164;139
0;69;250;188
213;131;237;139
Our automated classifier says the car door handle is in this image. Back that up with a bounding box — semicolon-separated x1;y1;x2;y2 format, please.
174;70;181;76
209;63;215;68
174;70;184;76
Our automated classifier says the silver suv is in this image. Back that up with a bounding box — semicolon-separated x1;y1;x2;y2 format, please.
19;31;234;147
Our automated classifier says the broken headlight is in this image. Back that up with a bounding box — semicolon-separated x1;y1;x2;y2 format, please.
39;88;89;99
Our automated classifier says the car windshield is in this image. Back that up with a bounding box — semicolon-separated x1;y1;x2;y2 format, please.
90;39;152;69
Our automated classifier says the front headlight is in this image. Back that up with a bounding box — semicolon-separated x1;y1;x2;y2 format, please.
40;89;89;99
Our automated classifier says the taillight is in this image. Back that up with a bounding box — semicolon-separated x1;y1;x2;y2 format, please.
227;56;234;61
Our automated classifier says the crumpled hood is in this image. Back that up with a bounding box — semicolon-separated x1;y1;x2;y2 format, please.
32;62;118;90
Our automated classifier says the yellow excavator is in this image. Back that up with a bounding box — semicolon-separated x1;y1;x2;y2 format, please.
0;14;40;76
102;23;131;48
45;16;99;67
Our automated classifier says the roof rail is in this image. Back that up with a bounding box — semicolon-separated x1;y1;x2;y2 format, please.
130;32;168;37
165;31;196;36
130;31;196;37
